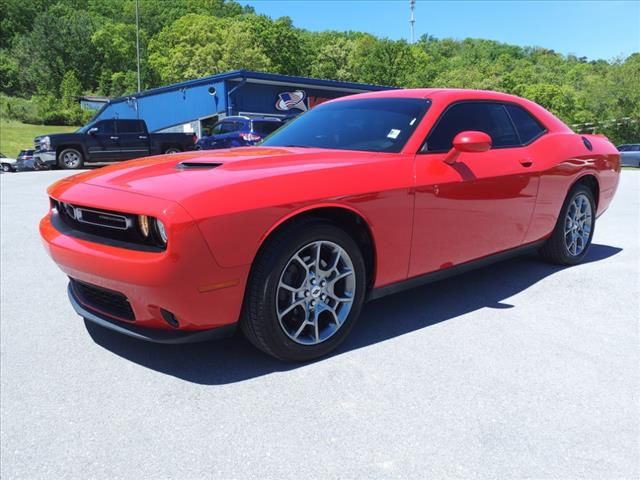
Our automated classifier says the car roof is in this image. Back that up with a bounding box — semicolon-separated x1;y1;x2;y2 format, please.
333;88;528;103
330;88;571;132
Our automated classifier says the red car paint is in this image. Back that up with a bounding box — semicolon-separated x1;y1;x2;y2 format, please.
40;89;620;333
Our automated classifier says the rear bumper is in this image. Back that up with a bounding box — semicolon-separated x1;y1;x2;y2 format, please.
68;283;236;343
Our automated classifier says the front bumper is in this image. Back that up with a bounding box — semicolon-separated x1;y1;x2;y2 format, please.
40;183;250;333
68;283;236;343
35;150;57;166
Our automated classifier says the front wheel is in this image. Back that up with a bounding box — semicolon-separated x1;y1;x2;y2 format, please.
1;163;11;172
164;147;180;154
540;183;595;265
58;148;84;169
241;219;367;362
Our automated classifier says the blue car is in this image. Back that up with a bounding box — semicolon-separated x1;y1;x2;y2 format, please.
196;116;282;150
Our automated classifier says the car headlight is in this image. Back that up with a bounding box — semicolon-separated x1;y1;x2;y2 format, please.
40;136;50;150
155;219;167;245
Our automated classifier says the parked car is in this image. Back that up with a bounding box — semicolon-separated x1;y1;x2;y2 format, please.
34;119;197;169
196;116;282;150
41;89;620;361
17;149;35;162
1;153;17;172
617;144;640;167
14;156;44;172
11;149;45;172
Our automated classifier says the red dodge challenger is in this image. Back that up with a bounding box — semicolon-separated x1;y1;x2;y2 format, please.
40;89;620;361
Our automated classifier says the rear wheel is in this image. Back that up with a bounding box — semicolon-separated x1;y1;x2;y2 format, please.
540;184;595;265
241;219;367;362
58;148;84;169
164;147;180;154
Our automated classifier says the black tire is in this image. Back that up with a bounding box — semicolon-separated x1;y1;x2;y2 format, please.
1;163;11;172
164;147;181;154
241;219;367;362
58;148;84;169
539;183;595;265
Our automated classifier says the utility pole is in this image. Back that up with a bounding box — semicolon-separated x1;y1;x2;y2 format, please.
409;0;416;44
135;0;141;92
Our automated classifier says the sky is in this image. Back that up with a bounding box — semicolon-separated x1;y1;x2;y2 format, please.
240;1;640;61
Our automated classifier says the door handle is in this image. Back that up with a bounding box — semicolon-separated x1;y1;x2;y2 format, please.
519;158;533;167
138;136;148;139
110;136;119;140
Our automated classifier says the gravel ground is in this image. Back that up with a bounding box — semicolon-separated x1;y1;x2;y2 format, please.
1;169;638;479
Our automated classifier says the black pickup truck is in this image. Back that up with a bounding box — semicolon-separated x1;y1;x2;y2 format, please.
34;119;197;169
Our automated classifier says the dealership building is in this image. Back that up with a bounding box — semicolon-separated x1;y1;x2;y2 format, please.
88;70;391;137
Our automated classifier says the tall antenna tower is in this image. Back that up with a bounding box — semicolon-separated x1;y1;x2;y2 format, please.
409;0;416;43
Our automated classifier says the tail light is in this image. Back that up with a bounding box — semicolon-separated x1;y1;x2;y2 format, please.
240;132;261;142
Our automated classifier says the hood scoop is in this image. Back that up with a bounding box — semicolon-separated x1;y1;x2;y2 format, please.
177;161;222;170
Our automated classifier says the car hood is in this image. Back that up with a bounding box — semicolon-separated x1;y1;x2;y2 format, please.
35;132;80;144
53;146;381;204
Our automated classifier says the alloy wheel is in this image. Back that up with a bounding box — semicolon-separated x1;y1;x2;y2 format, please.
63;151;80;168
276;240;356;345
564;193;592;256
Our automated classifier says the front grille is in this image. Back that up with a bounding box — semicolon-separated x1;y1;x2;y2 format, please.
70;278;135;321
75;207;130;230
50;199;165;252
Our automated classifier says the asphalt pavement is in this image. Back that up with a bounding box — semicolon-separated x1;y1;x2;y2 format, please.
1;169;638;479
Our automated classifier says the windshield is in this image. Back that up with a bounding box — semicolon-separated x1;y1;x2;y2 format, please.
262;97;430;153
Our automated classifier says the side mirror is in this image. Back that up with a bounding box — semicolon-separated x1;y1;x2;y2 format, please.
88;127;98;135
443;131;492;164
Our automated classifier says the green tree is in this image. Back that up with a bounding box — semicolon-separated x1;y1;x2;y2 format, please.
13;3;99;96
92;22;152;95
247;15;309;76
60;71;82;108
87;0;252;36
308;32;358;81
148;14;272;84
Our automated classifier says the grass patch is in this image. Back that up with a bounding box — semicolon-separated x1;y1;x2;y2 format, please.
0;119;79;158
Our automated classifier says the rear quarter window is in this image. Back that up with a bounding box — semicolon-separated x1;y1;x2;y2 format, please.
505;104;546;144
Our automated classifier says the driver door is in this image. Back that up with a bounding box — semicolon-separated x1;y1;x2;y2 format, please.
86;120;120;162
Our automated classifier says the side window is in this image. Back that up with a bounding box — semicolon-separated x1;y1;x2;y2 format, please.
95;120;115;134
617;145;628;151
631;145;640;152
425;102;519;152
220;121;242;134
210;122;224;135
117;120;145;133
212;121;240;134
505;104;545;144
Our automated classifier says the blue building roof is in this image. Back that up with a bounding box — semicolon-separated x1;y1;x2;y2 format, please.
109;70;393;104
90;70;396;133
